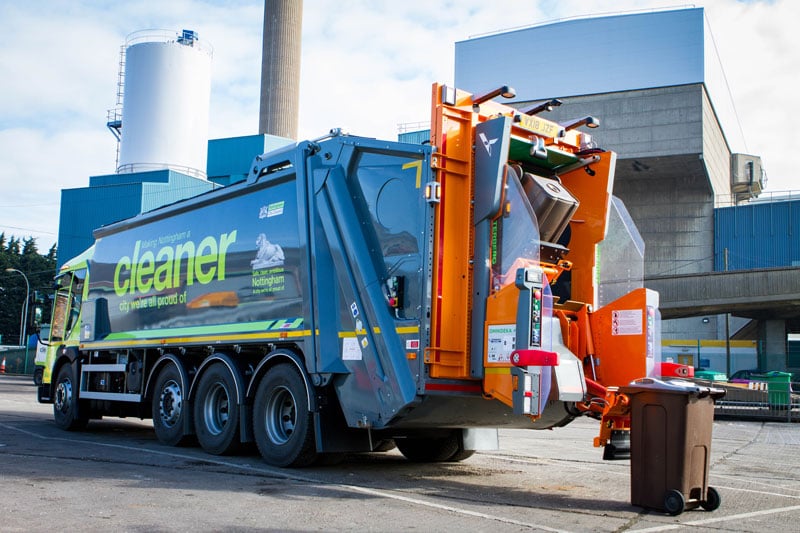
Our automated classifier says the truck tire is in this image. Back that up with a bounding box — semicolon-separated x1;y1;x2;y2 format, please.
152;364;191;446
193;363;241;455
372;439;396;452
53;363;89;430
253;363;316;467
396;431;461;462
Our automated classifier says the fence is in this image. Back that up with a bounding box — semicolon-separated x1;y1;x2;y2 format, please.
695;379;800;422
0;348;34;376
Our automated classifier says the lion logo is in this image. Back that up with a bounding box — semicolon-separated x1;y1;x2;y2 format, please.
251;233;285;269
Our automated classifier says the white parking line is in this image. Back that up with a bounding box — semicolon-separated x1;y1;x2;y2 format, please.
632;504;800;532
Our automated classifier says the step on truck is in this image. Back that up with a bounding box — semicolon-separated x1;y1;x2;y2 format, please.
38;83;662;467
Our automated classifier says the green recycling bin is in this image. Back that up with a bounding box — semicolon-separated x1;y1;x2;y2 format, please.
694;370;727;382
621;378;725;515
760;371;792;407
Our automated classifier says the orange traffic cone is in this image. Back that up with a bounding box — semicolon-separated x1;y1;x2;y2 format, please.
0;357;6;374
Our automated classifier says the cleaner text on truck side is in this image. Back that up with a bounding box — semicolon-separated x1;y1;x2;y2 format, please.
38;83;662;467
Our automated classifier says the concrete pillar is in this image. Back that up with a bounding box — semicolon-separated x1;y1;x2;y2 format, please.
259;0;303;138
758;319;787;370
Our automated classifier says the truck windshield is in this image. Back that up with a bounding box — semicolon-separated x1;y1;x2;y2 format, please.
492;171;541;290
49;269;86;342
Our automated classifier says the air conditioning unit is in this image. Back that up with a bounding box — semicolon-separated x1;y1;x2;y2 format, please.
731;153;765;198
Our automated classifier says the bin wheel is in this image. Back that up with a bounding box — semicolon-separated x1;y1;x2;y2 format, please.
701;486;721;512
664;489;685;516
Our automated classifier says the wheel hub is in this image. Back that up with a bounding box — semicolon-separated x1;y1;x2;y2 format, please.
203;383;230;436
55;378;72;413
159;380;183;428
265;386;296;445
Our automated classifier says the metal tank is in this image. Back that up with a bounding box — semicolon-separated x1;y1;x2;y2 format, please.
117;29;213;179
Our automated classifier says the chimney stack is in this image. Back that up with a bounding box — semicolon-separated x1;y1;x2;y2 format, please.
259;0;303;139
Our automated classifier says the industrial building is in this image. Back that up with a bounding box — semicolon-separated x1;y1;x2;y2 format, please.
58;30;291;265
453;7;799;374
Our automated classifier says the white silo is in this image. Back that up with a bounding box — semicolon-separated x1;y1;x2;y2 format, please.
116;29;213;179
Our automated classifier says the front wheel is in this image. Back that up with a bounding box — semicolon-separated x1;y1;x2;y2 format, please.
53;363;88;430
193;363;242;455
253;363;316;467
152;364;191;446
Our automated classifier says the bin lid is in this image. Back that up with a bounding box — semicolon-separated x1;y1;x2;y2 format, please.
758;371;792;381
621;377;725;399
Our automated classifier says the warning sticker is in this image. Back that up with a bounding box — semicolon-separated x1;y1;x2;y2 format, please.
611;310;643;336
342;337;362;360
487;324;516;363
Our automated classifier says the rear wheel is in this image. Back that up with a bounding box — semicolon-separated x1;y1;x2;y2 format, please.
253;363;317;467
372;439;396;452
53;363;88;430
448;440;476;462
193;363;242;455
152;364;191;446
396;431;462;463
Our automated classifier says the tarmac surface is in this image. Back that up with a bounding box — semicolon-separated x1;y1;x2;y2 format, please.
1;373;799;532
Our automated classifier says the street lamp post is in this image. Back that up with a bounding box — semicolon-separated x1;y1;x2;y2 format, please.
5;268;30;371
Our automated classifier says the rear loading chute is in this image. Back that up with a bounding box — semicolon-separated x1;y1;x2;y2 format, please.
427;84;662;435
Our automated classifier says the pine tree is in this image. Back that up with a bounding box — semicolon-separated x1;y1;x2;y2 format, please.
0;235;57;346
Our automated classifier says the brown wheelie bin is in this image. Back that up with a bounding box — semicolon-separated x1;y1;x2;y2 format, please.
621;378;725;515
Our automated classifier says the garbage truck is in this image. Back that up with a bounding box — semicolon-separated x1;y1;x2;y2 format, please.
38;83;663;467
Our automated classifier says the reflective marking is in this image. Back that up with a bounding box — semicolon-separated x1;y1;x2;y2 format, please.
402;160;423;188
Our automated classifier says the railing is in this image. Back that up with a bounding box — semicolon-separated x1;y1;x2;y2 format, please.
695;379;800;422
116;162;207;180
124;29;213;56
0;348;33;376
716;190;800;207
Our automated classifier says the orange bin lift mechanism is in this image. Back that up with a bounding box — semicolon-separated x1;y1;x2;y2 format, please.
588;287;659;389
426;83;607;381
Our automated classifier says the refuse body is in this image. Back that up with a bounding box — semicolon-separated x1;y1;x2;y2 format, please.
621;378;725;515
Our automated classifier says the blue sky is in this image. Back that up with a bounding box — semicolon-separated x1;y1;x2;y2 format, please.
0;0;796;250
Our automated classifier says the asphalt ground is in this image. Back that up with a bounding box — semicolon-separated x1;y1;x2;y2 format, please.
1;374;799;532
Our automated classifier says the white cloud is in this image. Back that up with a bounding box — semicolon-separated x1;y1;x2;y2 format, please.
0;0;797;253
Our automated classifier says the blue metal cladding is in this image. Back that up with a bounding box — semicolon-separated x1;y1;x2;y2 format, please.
455;8;704;101
207;134;293;185
714;200;799;270
398;130;431;145
58;170;216;268
58;184;144;268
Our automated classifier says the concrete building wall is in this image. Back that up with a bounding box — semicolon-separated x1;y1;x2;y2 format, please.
702;88;734;201
619;170;714;277
527;84;704;160
517;84;719;279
